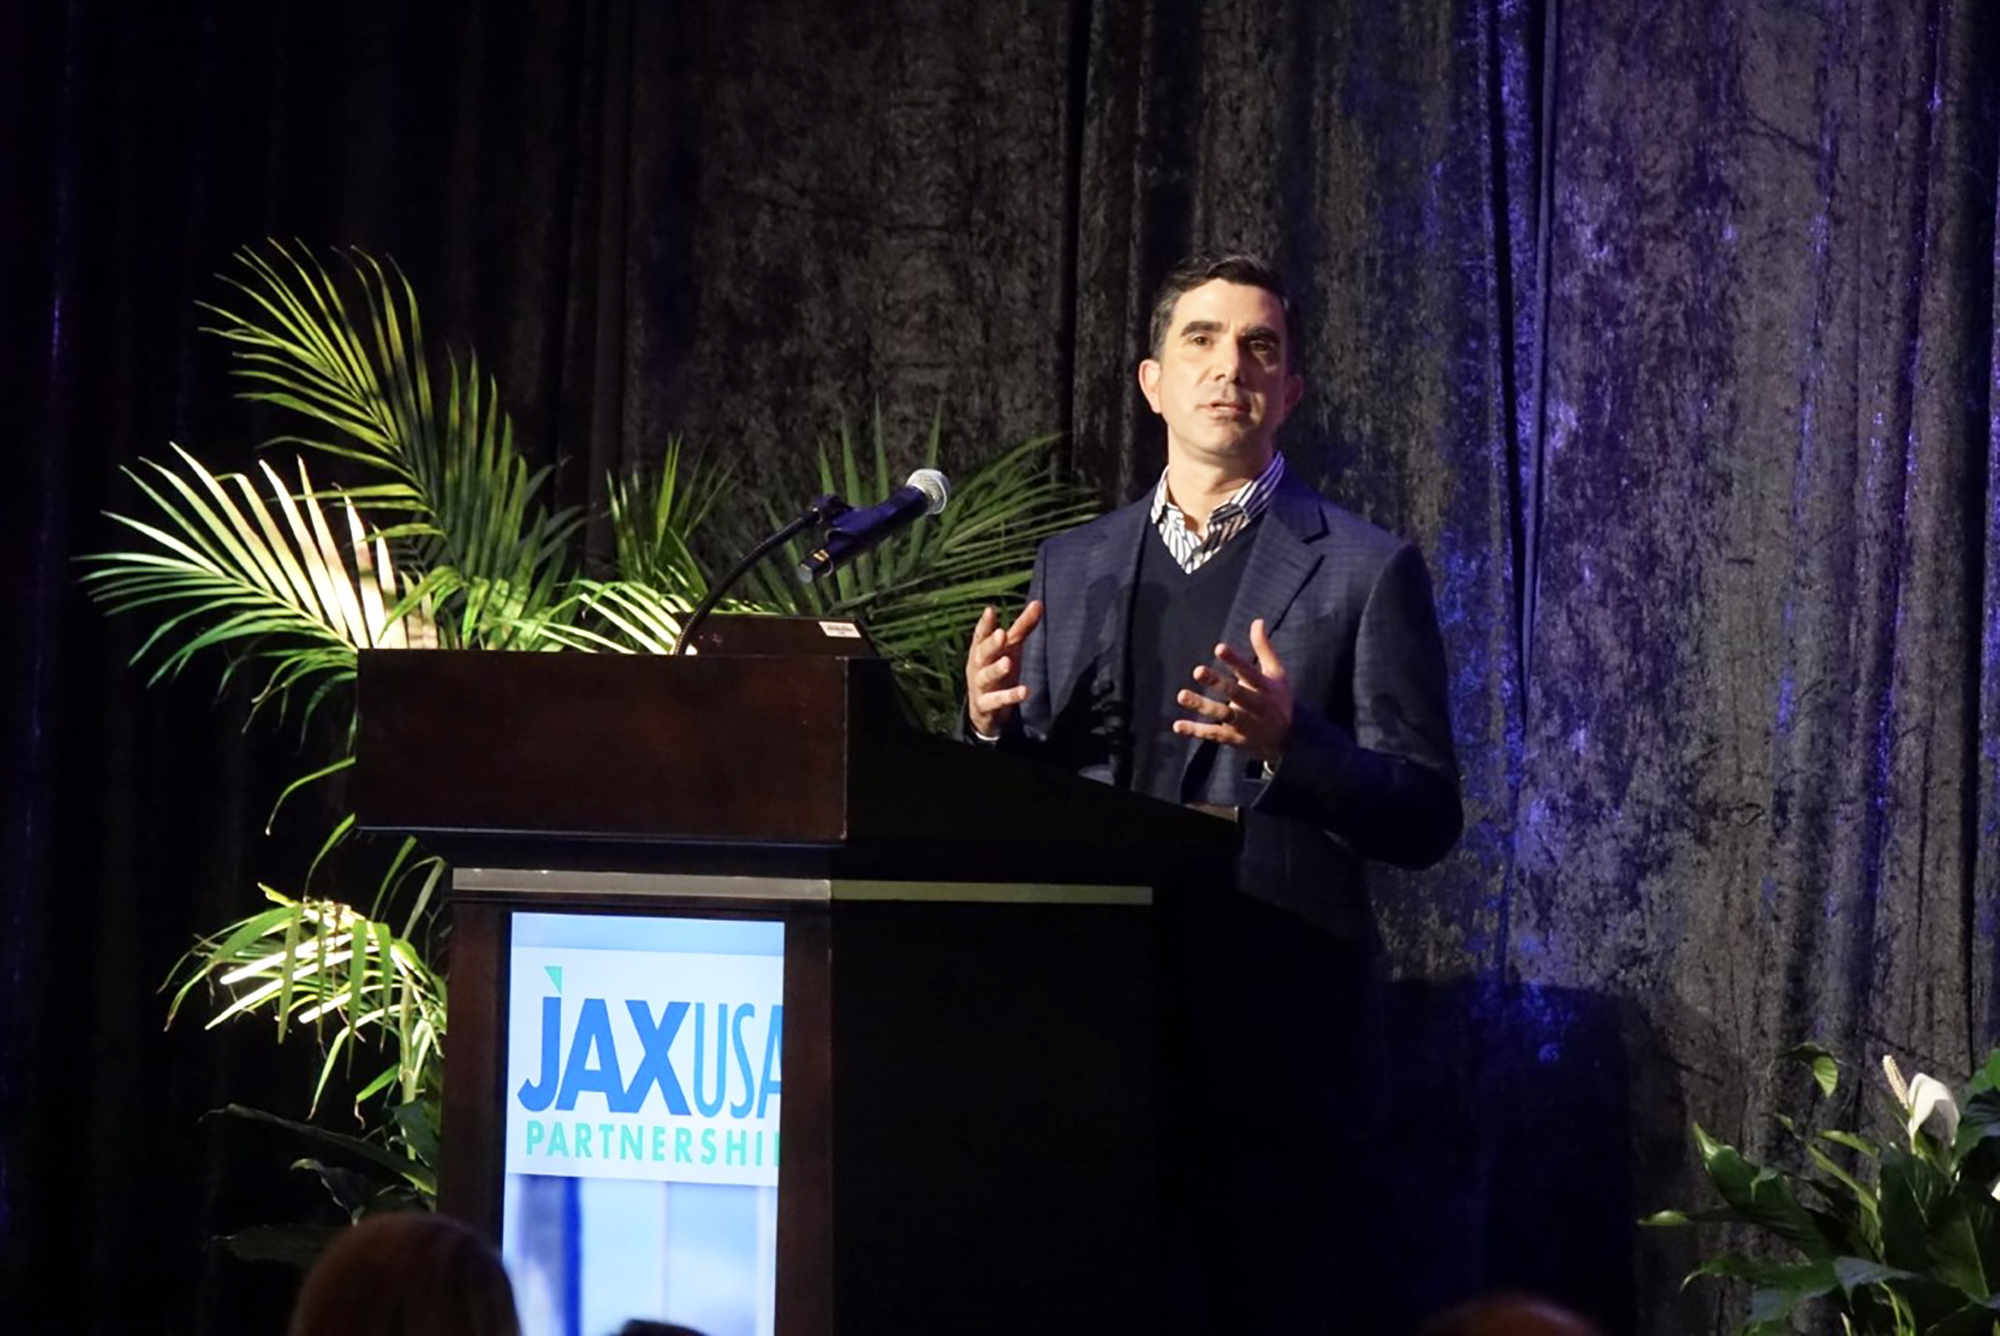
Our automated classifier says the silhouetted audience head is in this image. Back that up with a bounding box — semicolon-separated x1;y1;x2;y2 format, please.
289;1211;520;1336
1418;1292;1603;1336
614;1323;708;1336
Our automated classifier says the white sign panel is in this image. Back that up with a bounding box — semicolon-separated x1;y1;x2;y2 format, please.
505;944;784;1187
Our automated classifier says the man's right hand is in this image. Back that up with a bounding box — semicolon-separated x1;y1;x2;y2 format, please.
965;601;1044;738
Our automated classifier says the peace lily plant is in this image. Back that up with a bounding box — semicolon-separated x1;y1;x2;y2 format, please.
1650;1044;2000;1335
85;243;1092;1259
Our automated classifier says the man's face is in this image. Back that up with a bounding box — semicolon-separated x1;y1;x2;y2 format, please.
1137;279;1304;474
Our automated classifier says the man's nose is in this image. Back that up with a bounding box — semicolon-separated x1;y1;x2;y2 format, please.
1209;338;1244;380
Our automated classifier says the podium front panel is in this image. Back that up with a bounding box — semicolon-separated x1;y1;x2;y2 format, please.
489;908;792;1336
445;868;1163;1336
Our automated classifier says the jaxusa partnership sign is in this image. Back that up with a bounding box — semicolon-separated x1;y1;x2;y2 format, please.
505;921;785;1187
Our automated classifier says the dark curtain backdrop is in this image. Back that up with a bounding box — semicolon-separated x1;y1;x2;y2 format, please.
5;0;1997;1331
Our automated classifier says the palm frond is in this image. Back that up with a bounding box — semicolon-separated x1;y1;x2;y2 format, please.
80;446;433;717
200;244;408;479
215;1103;436;1202
200;243;585;634
606;436;733;601
168;887;446;1115
564;579;694;654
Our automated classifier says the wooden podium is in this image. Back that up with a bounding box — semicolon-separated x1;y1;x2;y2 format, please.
354;648;1238;1336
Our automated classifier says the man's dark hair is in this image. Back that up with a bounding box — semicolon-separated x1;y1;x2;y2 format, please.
1146;251;1298;368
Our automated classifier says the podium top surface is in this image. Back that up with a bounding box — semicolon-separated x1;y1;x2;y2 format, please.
355;649;1237;886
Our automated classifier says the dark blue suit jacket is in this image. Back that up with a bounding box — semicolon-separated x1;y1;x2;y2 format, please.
994;468;1461;936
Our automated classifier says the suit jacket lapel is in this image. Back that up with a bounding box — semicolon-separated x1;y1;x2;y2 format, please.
1061;496;1148;704
1216;474;1325;652
1182;471;1327;801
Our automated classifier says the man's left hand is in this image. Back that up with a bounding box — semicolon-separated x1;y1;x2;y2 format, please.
1174;618;1293;766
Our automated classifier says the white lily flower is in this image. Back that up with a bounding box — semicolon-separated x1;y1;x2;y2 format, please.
1906;1072;1960;1148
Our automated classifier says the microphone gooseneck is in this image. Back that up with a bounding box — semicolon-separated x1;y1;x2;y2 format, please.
672;492;850;656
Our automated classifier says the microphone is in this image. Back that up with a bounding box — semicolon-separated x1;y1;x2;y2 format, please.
797;469;949;583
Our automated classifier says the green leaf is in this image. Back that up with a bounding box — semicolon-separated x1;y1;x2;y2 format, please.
1895;1277;1995;1332
352;1060;400;1106
1966;1054;2000;1101
1831;1255;1913;1293
79;449;385;710
169;888;445;1119
391;1099;441;1169
1643;1207;1748;1228
606;436;728;601
302;812;356;891
216;1222;342;1269
1926;1295;2000;1336
1693;1122;1836;1256
165;900;301;1023
1879;1143;1950;1273
1928;1194;1995;1299
1687;1254;1811;1287
393;852;446;942
1786;1042;1842;1098
211;1103;436;1196
1804;1142;1881;1253
1822;1129;1883;1157
1684;1256;1842;1327
290;1158;381;1218
1957;1091;2000;1158
1742;1259;1839;1325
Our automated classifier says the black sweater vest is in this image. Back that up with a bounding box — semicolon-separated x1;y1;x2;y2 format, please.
1125;518;1261;803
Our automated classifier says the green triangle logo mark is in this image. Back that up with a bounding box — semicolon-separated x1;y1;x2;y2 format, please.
545;965;563;993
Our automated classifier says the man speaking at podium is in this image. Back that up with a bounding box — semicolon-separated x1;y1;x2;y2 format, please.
962;251;1461;1329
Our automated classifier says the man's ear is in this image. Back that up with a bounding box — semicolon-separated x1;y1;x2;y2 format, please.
1282;372;1304;416
1137;359;1163;413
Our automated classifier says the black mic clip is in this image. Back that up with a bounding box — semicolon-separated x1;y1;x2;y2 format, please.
799;492;852;526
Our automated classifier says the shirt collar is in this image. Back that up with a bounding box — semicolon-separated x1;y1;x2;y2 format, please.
1149;451;1287;530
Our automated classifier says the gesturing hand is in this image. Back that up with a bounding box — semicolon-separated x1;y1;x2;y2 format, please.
965;600;1044;737
1173;618;1293;766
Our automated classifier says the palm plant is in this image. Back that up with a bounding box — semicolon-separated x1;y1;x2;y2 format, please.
169;886;446;1261
82;241;1093;1240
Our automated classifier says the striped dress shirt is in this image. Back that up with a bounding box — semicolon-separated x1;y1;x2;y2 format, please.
1148;451;1287;572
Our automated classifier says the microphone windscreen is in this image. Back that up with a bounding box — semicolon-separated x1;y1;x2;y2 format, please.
906;469;950;515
